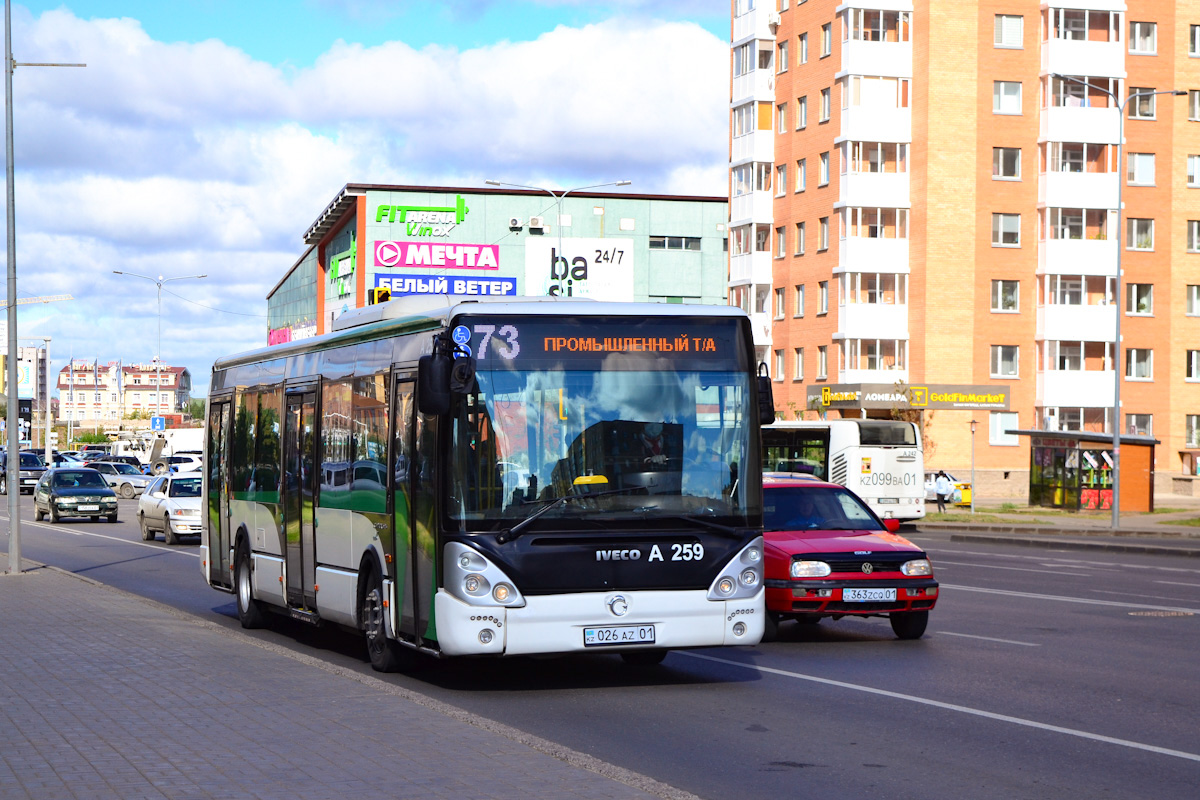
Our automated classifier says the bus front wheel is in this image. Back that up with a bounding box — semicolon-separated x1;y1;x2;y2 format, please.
361;570;411;673
235;541;267;629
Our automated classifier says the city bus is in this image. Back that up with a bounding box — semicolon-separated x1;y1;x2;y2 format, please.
761;419;924;521
203;296;769;670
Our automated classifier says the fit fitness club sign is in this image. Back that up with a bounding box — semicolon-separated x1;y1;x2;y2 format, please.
807;383;1011;411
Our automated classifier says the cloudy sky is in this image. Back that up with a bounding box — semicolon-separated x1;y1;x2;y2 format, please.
6;0;730;397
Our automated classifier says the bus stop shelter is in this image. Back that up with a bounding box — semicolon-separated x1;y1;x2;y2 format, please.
1008;429;1158;513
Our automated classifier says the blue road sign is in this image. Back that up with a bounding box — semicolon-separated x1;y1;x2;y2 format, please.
151;416;166;431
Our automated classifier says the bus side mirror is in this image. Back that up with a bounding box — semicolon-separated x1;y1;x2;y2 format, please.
418;353;451;415
757;364;775;426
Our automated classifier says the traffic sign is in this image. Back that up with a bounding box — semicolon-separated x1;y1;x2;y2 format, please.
151;416;166;431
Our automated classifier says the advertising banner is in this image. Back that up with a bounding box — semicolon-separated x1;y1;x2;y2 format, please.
807;383;1011;411
373;241;499;270
374;273;516;297
524;238;634;301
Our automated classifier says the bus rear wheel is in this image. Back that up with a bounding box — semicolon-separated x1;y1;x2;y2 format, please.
235;541;267;629
361;570;411;673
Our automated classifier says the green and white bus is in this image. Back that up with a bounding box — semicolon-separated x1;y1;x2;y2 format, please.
203;296;770;670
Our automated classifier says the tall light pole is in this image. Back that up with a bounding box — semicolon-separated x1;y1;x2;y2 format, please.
112;272;206;420
969;418;977;515
6;0;84;573
39;336;48;466
484;179;631;293
1050;74;1184;529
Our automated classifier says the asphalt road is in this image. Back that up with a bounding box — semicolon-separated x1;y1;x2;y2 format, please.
4;501;1199;799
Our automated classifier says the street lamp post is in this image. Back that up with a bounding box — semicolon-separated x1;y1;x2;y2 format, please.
39;336;48;467
112;272;206;420
969;419;977;515
1050;75;1184;529
484;179;631;294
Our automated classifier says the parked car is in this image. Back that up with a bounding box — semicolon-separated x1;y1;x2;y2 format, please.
762;474;938;641
150;454;203;475
0;450;48;495
33;467;119;523
88;461;153;498
84;454;144;469
923;471;971;506
138;472;203;544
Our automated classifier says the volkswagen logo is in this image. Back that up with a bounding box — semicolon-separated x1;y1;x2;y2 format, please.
861;562;874;575
606;594;629;617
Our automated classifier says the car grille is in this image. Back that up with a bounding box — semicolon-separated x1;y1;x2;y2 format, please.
818;556;911;574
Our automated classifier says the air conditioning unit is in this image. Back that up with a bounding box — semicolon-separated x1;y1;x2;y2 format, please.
768;11;781;28
508;217;523;228
528;216;545;230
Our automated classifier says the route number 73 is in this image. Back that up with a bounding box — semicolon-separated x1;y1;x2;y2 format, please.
474;324;521;361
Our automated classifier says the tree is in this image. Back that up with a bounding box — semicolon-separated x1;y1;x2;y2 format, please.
186;397;205;419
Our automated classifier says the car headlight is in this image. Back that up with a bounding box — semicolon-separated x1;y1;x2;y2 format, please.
58;497;78;505
901;558;933;577
791;560;832;578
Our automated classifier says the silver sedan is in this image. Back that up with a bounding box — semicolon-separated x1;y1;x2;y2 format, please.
137;472;203;545
89;461;153;498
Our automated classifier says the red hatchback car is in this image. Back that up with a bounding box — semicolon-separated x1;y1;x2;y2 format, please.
762;474;938;640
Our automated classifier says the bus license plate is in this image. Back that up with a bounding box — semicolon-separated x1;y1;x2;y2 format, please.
583;625;656;647
877;498;898;504
843;588;896;602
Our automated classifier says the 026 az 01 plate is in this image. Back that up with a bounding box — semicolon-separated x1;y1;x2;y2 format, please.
583;624;656;647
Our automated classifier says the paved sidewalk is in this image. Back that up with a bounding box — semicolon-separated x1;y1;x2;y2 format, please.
0;563;688;800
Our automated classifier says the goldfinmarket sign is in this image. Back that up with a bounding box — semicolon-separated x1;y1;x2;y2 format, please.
808;383;1011;411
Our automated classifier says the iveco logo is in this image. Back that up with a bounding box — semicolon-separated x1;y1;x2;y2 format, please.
861;563;874;575
607;594;629;617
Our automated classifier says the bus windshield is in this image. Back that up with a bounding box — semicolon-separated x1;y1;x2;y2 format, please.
448;316;757;530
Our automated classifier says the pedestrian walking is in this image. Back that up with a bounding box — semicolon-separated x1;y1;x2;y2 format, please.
934;471;952;513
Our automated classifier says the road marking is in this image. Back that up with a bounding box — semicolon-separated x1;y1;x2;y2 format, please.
2;516;200;558
1155;580;1200;588
924;547;1200;575
932;559;1098;577
941;584;1200;614
679;651;1200;763
1090;589;1200;602
935;631;1039;646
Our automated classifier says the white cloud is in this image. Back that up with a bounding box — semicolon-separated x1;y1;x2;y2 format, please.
6;9;729;395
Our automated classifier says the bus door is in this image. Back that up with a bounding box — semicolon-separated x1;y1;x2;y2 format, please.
283;389;318;610
206;398;233;589
391;377;417;637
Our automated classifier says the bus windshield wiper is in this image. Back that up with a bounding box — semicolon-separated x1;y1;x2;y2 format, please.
496;487;648;544
663;513;748;540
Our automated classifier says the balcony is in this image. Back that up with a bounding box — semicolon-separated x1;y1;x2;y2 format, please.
729;251;774;286
732;5;778;44
838;171;910;209
840;40;912;79
1036;304;1116;343
839;237;909;272
748;311;773;348
1041;38;1125;79
1038;171;1118;209
839;105;911;143
1040;106;1120;145
732;68;775;105
1039;238;1117;277
840;368;909;385
837;303;909;340
1038;369;1115;408
730;130;774;166
730;191;775;227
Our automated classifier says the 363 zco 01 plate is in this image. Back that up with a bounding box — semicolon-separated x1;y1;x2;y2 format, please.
843;587;896;602
583;625;656;647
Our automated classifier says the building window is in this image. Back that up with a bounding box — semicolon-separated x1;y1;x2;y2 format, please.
819;88;830;122
1189;221;1200;253
795;223;805;256
1188;350;1200;381
819;151;830;185
989;411;1019;446
1189;155;1200;186
819;217;829;250
991;279;1019;312
797;96;807;129
1191;91;1200;121
993;81;1021;114
774;349;785;381
794;283;805;315
649;236;701;251
794;348;804;381
993;147;1020;179
1129;21;1156;54
1188;416;1200;448
775;164;787;196
817;346;828;379
821;23;832;57
1192;25;1200;57
1125;414;1152;436
732;103;754;137
733;42;754;77
775;226;786;258
818;281;829;314
1126;283;1153;315
1126;218;1154;250
777;40;789;73
1125;348;1153;380
994;14;1023;48
992;213;1020;246
796;158;806;192
774;287;785;318
1129;88;1156;119
1188;285;1200;315
1127;152;1155;185
990;345;1019;378
798;32;808;64
777;102;787;133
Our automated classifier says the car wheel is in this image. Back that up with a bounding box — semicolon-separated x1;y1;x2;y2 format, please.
235;540;268;629
890;610;929;640
139;513;154;541
107;513;118;523
34;505;44;522
360;568;411;672
0;476;6;495
620;649;668;666
120;483;135;499
762;611;780;643
163;515;179;545
49;504;60;523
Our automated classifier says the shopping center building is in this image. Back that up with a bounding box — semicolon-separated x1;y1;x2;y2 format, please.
267;183;730;345
730;0;1200;497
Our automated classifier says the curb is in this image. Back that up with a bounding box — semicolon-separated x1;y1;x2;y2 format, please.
916;522;1200;539
942;532;1200;558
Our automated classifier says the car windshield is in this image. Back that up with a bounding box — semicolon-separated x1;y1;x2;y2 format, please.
52;471;107;489
169;477;202;498
112;463;142;475
19;453;43;468
764;486;882;531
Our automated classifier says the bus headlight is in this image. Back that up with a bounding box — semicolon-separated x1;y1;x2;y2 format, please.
444;542;526;608
716;578;735;596
740;569;759;587
791;560;832;578
492;583;513;603
707;537;764;601
901;558;932;576
464;574;489;595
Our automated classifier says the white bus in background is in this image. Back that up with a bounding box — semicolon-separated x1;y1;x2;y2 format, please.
762;420;925;521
